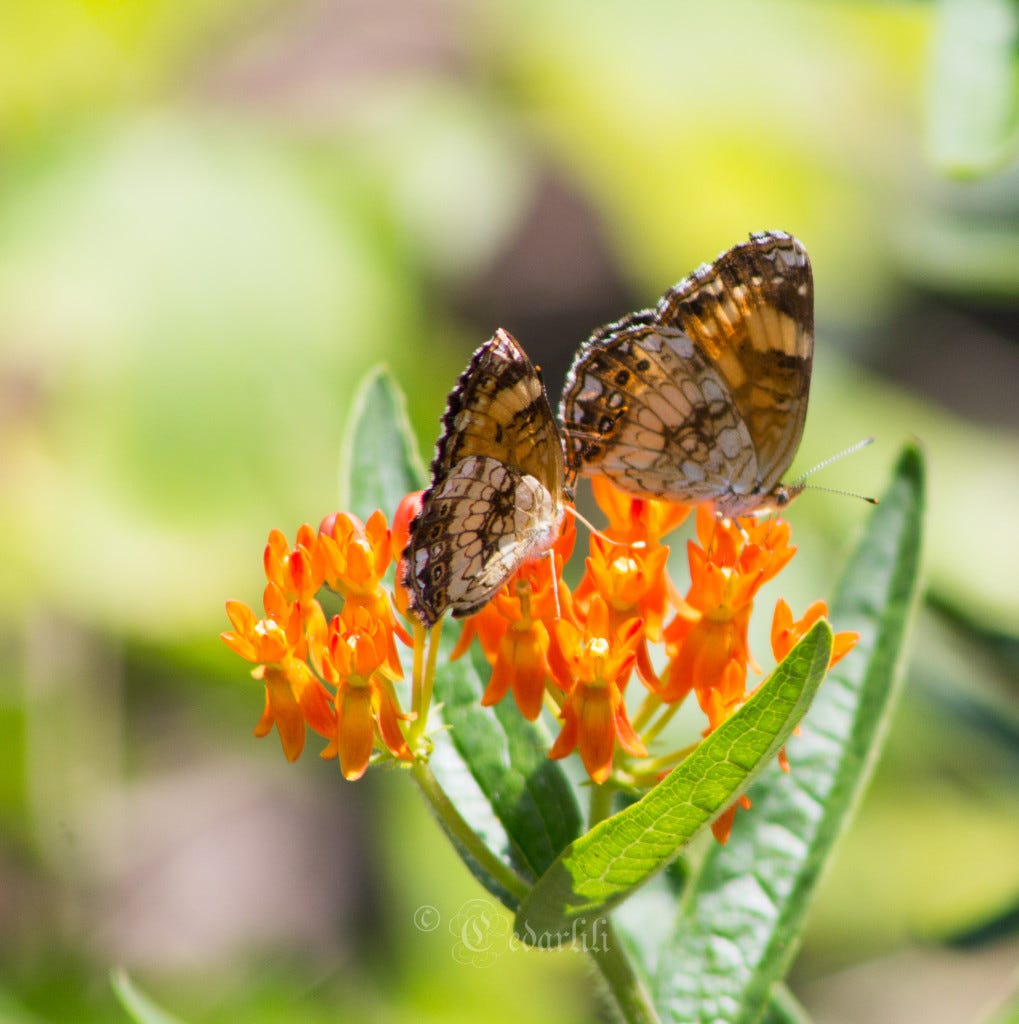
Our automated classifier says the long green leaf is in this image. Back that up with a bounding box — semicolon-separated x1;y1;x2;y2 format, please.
342;367;581;909
514;621;833;947
339;367;427;520
653;444;925;1024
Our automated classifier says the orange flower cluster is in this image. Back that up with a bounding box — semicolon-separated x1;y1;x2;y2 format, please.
222;479;857;838
221;511;412;780
428;478;857;797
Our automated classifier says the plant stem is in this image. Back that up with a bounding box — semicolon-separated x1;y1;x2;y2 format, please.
409;621;442;747
641;699;680;746
630;691;662;734
587;780;615;829
410;761;530;902
587;918;661;1024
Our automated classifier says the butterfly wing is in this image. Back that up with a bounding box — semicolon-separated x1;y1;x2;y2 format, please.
403;329;566;627
433;328;565;499
560;231;812;513
404;456;562;625
559;320;759;503
658;230;813;501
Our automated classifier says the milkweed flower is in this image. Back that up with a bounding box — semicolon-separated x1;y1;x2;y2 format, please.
548;593;647;784
391;491;423;621
589;476;691;546
478;565;558;721
319;509;409;675
220;583;335;762
569;479;688;691
661;507;797;730
221;516;411;770
451;516;576;720
771;597;858;667
264;524;324;604
318;605;412;780
222;476;857;818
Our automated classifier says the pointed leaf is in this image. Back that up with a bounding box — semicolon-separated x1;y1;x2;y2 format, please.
654;444;925;1023
514;622;833;946
340;367;427;520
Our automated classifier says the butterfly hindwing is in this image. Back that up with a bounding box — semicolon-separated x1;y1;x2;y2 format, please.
407;455;559;622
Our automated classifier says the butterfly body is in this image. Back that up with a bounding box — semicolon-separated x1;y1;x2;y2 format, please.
560;231;813;517
403;329;566;627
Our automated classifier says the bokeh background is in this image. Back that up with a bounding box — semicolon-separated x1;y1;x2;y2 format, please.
2;2;1018;1022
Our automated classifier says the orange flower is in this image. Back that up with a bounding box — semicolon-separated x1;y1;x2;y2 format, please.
264;524;324;604
479;569;558;720
566;479;687;692
711;795;752;845
590;476;690;545
661;508;797;729
573;533;672;689
548;594;646;783
221;584;335;762
319;510;390;602
771;598;859;667
252;661;337;763
319;606;412;780
318;509;408;674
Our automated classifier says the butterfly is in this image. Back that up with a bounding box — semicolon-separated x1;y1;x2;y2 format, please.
402;328;568;627
559;230;813;518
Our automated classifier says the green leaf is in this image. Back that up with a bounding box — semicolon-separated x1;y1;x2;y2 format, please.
427;640;584;910
514;621;834;946
653;444;925;1024
339;367;427;520
110;969;189;1024
927;0;1019;177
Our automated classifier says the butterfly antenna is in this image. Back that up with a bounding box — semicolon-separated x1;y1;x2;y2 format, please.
790;437;874;484
802;484;879;505
791;437;878;504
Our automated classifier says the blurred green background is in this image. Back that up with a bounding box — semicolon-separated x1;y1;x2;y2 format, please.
1;1;1017;1022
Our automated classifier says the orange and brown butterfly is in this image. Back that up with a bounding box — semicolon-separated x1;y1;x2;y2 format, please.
402;328;570;628
559;230;814;518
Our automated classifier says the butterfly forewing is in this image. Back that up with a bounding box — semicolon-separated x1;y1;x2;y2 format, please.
659;231;813;498
559;230;813;516
403;329;566;627
433;328;565;498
